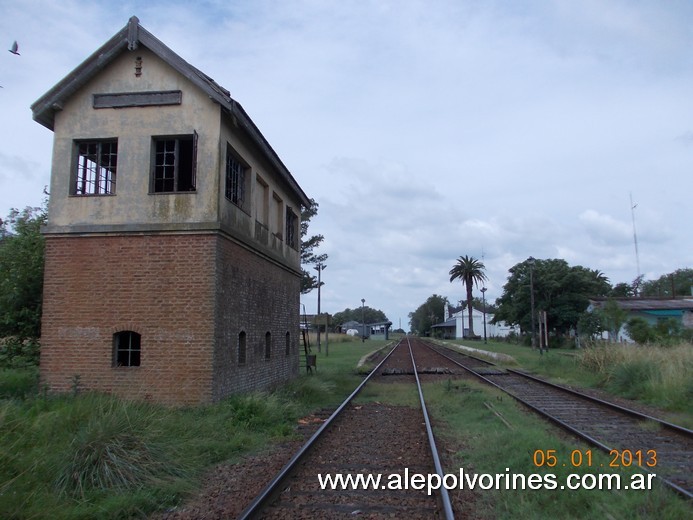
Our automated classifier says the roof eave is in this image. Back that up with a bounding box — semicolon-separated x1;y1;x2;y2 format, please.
31;27;131;131
31;15;311;208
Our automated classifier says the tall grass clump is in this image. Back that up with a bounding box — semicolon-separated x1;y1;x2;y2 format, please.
224;392;295;430
280;376;337;406
0;393;192;518
54;402;184;498
578;342;693;412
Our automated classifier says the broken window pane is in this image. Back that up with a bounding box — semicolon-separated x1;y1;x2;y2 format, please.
75;140;117;195
225;145;247;208
152;135;196;192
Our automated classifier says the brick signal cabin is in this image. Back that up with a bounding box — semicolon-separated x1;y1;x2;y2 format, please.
32;16;310;405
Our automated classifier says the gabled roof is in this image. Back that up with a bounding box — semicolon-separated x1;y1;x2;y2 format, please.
589;298;693;311
31;16;310;208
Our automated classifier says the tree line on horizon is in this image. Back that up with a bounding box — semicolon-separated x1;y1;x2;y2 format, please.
408;254;692;342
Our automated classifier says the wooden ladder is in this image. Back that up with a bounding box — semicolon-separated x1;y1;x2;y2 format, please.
301;310;316;373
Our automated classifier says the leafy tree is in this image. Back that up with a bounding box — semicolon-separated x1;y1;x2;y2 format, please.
640;268;693;298
494;258;611;340
469;296;498;314
610;282;635;298
408;294;448;336
577;308;604;345
602;299;628;342
449;255;487;337
332;306;388;329
300;199;328;294
0;205;46;338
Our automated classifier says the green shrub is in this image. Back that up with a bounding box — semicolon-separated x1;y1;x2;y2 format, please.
0;336;40;368
625;317;657;344
0;368;38;398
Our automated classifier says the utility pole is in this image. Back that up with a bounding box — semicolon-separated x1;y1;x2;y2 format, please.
527;257;537;352
314;263;326;353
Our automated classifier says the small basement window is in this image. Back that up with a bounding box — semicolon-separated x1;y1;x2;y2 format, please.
74;140;117;195
113;331;141;367
265;331;272;360
152;133;197;192
238;331;247;365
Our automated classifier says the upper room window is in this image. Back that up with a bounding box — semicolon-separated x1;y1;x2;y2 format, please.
152;133;197;192
225;145;250;212
286;207;298;250
73;140;117;195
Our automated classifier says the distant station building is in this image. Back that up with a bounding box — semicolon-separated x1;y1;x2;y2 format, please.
433;304;513;339
587;297;693;343
339;320;392;340
32;16;310;405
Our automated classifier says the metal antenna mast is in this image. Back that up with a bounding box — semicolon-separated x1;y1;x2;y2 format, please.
630;192;641;283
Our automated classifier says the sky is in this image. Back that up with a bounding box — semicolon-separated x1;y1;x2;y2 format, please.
1;0;692;331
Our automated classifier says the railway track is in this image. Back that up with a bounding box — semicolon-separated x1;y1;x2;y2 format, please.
237;337;455;519
424;339;693;500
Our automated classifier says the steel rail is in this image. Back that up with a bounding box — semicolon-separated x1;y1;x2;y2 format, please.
423;340;693;501
505;367;693;437
430;341;692;437
236;338;404;520
406;336;455;520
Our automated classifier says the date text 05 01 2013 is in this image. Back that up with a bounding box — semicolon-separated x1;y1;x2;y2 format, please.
532;449;657;469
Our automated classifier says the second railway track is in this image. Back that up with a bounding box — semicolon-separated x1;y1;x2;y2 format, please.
425;339;693;500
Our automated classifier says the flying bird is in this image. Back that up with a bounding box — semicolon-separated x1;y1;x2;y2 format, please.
9;41;20;55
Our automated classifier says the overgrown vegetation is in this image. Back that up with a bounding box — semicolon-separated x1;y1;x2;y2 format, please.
447;338;693;423
0;339;384;519
578;342;693;412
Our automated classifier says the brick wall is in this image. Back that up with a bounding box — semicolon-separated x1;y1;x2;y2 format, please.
40;232;301;405
212;235;300;400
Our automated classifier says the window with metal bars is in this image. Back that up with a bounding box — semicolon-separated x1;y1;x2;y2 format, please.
286;207;298;249
225;145;248;210
152;133;197;192
113;331;141;367
74;140;117;195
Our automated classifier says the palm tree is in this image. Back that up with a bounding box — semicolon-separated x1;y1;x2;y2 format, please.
449;255;488;338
